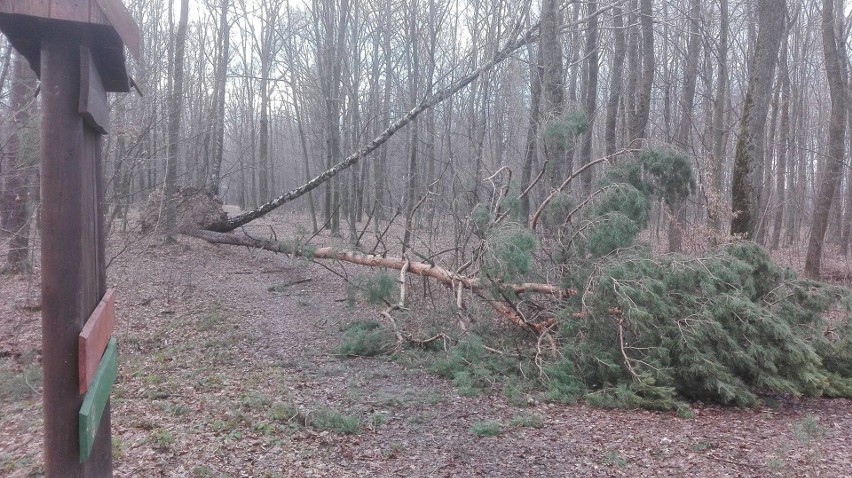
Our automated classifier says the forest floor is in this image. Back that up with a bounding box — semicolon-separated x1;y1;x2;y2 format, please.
1;210;851;477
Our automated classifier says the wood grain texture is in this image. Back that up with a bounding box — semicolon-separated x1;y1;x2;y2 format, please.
50;0;90;23
94;0;141;60
78;46;109;135
0;0;141;87
78;288;115;393
78;338;117;463
41;27;112;475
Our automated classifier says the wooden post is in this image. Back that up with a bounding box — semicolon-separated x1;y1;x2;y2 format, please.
40;26;112;476
0;1;139;474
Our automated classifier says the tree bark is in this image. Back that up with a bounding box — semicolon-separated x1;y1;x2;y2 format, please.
208;0;229;197
669;0;701;253
709;0;729;241
540;0;565;185
630;0;654;142
730;0;786;239
578;0;599;197
604;6;626;157
2;53;38;271
519;40;543;225
165;0;190;241
770;35;790;251
804;0;847;279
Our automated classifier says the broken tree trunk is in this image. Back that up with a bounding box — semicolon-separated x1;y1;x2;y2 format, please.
187;229;571;333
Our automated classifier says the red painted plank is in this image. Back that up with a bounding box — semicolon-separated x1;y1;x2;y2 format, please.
78;289;115;393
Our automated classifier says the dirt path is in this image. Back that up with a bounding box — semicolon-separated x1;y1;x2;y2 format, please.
2;225;851;477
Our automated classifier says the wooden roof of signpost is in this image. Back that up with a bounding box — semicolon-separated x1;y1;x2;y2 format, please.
0;0;141;92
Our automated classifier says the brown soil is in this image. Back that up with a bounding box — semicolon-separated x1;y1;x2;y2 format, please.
1;211;851;477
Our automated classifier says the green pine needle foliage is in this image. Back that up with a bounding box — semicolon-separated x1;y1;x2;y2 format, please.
639;149;696;207
564;242;852;408
430;336;526;397
549;149;850;409
420;148;851;411
543;110;588;150
481;224;538;286
346;272;399;307
336;320;396;357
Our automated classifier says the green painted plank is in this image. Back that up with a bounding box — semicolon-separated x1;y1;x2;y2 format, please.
79;337;117;463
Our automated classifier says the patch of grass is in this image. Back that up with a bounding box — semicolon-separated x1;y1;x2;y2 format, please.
166;403;189;417
690;440;715;452
602;449;627;467
409;412;433;425
509;412;543;429
470;421;502;437
145;373;166;385
503;379;533;407
150;428;175;450
383;442;405;459
766;456;785;474
452;371;483;397
112;437;125;461
0;354;42;403
192;465;216;477
197;307;225;331
336;320;395;357
791;414;827;442
370;412;388;428
0;367;41;402
310;409;360;434
239;391;271;411
269;401;301;423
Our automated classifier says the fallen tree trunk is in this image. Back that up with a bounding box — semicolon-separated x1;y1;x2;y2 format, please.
190;229;571;297
188;229;572;332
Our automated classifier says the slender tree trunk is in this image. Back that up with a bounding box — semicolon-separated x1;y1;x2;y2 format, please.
292;79;319;234
403;0;420;251
2;54;38;271
604;6;626;157
519;42;542;225
630;0;654;142
209;0;229;196
730;0;786;239
165;0;190;241
842;79;852;255
707;0;730;244
770;36;790;250
804;0;847;278
540;0;565;183
669;0;701;253
578;0;599;197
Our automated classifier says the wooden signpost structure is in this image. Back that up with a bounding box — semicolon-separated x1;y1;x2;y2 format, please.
0;1;139;475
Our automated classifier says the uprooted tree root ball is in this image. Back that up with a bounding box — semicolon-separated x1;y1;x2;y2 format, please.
140;186;229;234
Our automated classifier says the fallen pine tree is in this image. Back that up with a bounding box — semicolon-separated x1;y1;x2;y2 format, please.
163;139;852;411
